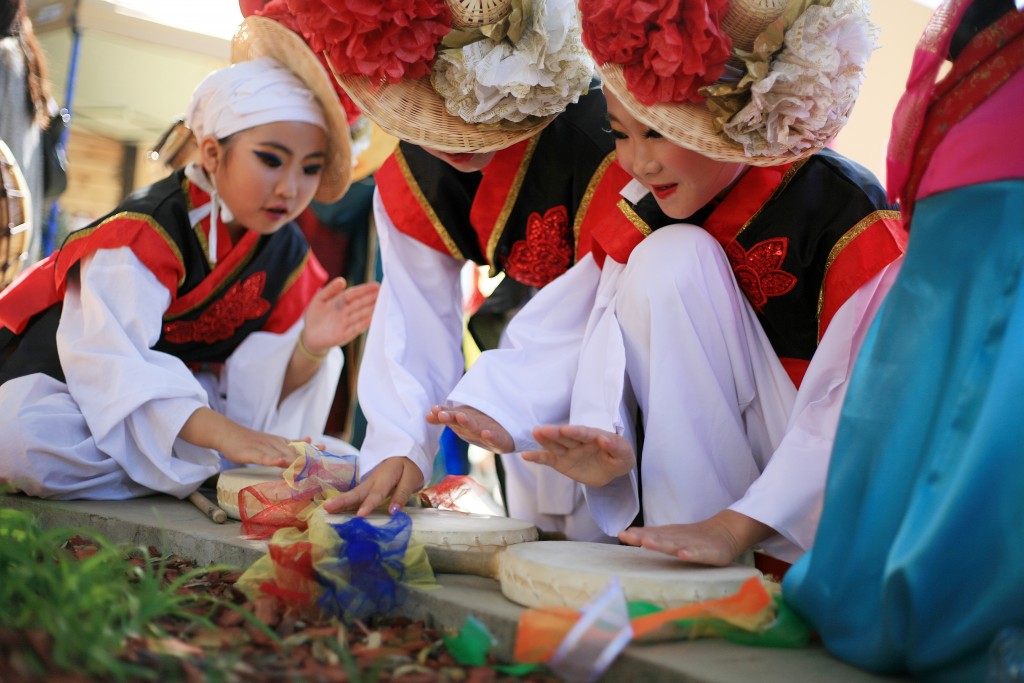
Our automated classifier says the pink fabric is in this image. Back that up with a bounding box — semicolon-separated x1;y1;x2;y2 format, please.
916;67;1024;200
886;0;973;204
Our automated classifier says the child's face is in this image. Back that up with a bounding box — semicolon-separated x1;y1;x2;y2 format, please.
605;91;745;220
421;147;497;173
201;121;327;235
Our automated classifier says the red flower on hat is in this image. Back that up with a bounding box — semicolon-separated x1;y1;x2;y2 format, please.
255;0;363;126
286;0;451;84
580;0;732;105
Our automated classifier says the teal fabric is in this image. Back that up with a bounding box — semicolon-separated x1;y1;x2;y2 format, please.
782;180;1024;683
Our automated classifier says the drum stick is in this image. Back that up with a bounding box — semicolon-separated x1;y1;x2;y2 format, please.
189;490;227;524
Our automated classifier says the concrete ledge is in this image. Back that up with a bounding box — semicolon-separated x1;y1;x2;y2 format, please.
3;494;907;683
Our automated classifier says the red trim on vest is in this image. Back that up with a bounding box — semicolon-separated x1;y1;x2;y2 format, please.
819;215;906;340
575;160;631;262
375;153;452;256
0;257;59;333
780;357;810;389
703;164;792;245
590;164;646;265
57;216;185;298
165;229;259;318
472;140;530;257
263;251;328;334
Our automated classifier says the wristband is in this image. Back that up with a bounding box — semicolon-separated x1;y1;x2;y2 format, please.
297;332;328;362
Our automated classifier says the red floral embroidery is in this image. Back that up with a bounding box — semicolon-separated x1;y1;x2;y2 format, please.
504;206;573;288
724;238;797;311
164;272;272;344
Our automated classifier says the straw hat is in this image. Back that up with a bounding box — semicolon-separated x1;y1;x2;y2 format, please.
325;0;590;153
590;0;876;166
232;15;352;202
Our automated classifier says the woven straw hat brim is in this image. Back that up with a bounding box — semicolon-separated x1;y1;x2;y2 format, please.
598;63;818;168
336;72;555;154
232;16;352;202
597;0;824;167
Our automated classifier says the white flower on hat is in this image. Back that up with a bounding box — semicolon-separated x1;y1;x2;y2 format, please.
430;0;593;126
721;0;878;158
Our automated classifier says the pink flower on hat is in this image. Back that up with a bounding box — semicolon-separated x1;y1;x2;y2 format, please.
286;0;451;84
580;0;732;105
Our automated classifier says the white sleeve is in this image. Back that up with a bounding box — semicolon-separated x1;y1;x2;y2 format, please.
58;248;219;494
447;253;602;450
220;320;343;440
730;259;903;554
356;190;466;483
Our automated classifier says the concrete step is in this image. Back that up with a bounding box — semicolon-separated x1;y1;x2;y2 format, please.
2;494;907;683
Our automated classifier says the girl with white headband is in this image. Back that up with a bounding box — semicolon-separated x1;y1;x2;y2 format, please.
0;16;379;500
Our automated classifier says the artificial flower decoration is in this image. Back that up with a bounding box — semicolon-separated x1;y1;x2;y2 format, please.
431;0;593;125
286;0;452;84
580;0;732;105
706;0;878;158
253;0;364;125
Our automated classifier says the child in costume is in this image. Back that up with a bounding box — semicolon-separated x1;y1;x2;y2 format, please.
274;0;637;539
0;16;379;500
782;1;1024;680
432;0;906;570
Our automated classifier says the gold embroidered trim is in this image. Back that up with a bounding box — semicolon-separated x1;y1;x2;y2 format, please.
616;199;653;237
486;136;541;275
66;211;186;288
395;148;464;261
571;151;617;249
734;158;808;240
816;209;902;333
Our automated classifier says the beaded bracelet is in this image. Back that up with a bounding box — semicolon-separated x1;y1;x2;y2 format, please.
297;332;328;362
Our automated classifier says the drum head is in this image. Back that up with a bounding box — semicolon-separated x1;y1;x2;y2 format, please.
0;140;31;290
216;465;288;520
498;540;763;610
320;507;538;552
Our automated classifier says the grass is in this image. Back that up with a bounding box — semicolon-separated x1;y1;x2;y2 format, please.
0;507;275;681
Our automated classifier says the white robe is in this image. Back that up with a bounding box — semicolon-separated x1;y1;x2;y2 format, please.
450;206;901;562
0;247;344;500
356;190;613;541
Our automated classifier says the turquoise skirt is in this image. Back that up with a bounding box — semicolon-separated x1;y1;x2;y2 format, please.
783;179;1024;683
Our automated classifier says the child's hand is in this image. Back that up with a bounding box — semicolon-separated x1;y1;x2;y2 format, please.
521;424;635;487
218;427;295;468
179;407;293;468
322;456;424;516
301;277;380;354
618;510;775;566
426;405;514;453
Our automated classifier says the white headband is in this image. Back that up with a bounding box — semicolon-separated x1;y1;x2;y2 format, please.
185;57;327;141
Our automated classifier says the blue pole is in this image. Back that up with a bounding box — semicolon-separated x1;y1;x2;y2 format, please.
43;8;80;256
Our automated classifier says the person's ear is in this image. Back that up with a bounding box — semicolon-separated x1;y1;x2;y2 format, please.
197;135;223;175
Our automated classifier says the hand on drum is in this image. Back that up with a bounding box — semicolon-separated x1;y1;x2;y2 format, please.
321;456;424;516
426;405;514;453
521;424;635;487
619;510;775;567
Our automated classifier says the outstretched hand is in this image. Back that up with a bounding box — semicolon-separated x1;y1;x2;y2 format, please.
321;456;424;517
521;424;635;487
618;510;775;566
426;405;514;453
301;277;380;354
